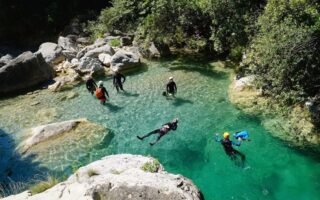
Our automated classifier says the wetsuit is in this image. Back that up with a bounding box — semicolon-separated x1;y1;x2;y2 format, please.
113;73;126;92
138;122;178;145
97;86;109;104
86;78;97;94
216;136;245;163
166;81;177;95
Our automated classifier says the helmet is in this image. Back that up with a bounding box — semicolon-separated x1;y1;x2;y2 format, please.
169;77;174;80
98;81;103;86
172;118;179;123
223;132;230;139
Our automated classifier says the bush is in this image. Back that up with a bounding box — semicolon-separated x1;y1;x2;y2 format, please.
108;39;121;47
242;0;320;105
29;176;59;195
89;0;264;55
141;159;160;173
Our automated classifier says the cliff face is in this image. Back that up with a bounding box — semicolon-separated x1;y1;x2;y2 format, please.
3;154;204;200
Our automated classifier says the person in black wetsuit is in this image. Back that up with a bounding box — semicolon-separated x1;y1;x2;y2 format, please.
113;70;126;92
215;132;246;166
86;75;97;95
137;118;178;146
96;81;110;105
166;77;177;96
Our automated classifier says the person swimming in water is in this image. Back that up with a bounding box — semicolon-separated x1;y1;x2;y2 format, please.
137;118;179;146
95;81;109;105
113;69;126;92
215;132;246;166
86;75;97;95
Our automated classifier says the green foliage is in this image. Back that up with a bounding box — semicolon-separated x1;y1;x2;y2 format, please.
29;176;59;195
141;159;160;173
242;0;320;105
108;39;121;47
89;0;263;54
87;169;100;177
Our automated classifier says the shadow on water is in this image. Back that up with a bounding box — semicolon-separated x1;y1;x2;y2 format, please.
169;97;194;107
104;103;123;112
122;91;140;97
168;64;228;80
0;129;48;197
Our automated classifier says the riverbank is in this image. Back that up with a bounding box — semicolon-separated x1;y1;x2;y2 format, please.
228;77;320;149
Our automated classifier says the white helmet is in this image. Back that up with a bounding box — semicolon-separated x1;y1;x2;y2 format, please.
169;77;174;80
98;81;103;86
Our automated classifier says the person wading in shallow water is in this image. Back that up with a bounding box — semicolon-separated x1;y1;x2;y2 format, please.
163;77;177;97
86;75;97;95
215;132;246;167
113;69;126;92
137;118;179;146
95;81;109;105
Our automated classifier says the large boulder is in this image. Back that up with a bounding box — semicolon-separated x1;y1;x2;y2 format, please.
98;53;112;67
110;49;140;72
58;36;79;52
0;54;13;67
36;42;65;65
3;154;204;200
76;42;108;59
0;51;55;95
58;36;80;61
147;42;171;58
83;44;115;58
78;57;105;75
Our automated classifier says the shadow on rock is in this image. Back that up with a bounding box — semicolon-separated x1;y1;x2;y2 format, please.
0;129;48;197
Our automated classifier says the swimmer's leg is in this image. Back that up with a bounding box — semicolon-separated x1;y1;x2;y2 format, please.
137;129;160;140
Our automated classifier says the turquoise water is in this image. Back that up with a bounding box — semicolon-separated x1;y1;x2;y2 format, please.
1;58;320;199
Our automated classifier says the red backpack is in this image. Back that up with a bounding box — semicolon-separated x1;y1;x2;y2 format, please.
95;88;103;99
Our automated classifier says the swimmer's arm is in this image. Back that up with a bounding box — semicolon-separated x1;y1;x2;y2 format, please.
232;140;241;146
214;134;222;142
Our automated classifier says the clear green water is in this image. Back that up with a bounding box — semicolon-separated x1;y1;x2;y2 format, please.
1;58;320;200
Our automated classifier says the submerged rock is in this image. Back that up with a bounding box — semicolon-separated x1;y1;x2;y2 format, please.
0;52;55;95
19;119;85;153
3;154;203;200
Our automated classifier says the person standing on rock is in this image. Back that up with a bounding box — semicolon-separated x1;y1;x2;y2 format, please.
96;81;109;105
165;77;177;96
86;75;97;95
137;118;179;146
113;69;126;92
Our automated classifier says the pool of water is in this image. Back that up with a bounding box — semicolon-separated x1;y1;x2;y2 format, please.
1;58;320;199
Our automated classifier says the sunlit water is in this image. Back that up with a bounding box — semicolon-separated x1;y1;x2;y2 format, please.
1;58;320;200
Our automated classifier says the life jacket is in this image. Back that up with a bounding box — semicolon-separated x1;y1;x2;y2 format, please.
95;88;104;99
